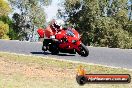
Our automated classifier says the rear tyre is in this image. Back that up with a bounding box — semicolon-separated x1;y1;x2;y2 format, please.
77;43;89;57
49;43;59;55
51;48;59;55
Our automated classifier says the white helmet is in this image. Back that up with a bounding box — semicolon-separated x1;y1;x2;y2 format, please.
52;19;64;30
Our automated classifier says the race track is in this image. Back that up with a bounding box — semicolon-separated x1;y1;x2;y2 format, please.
0;39;132;69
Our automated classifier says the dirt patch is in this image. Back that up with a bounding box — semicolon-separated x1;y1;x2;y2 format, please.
0;57;75;79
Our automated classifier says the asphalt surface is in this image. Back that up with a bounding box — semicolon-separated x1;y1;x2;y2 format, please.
0;39;132;69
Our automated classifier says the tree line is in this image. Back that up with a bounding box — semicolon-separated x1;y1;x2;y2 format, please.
59;0;132;49
0;0;132;49
0;0;51;40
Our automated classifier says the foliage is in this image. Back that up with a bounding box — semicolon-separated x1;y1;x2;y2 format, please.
8;0;51;27
10;13;30;40
0;0;11;39
7;0;52;40
92;17;132;48
0;16;14;39
0;0;11;16
62;0;132;49
0;21;9;39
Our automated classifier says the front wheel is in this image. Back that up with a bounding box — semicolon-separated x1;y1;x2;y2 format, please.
77;43;89;57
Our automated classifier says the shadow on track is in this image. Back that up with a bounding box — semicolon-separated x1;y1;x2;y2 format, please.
30;51;75;56
30;51;51;55
57;53;75;56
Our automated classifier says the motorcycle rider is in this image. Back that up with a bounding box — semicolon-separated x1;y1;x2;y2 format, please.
42;19;64;51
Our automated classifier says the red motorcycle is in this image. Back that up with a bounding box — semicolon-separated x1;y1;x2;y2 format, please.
37;28;89;57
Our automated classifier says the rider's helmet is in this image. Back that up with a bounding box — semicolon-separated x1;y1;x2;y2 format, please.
51;19;64;31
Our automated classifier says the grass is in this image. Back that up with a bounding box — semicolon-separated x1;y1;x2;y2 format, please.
0;52;131;88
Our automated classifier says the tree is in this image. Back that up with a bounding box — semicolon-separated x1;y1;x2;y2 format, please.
62;0;132;48
0;0;11;39
0;21;9;39
8;0;51;27
0;15;15;39
0;0;11;16
8;0;52;40
11;13;27;39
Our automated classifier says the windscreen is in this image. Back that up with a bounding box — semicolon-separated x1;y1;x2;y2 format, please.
66;30;75;37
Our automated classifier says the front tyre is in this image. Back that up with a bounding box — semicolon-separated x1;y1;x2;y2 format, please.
78;43;89;57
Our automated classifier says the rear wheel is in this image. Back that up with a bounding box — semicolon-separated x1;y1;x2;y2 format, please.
51;48;59;55
49;43;59;55
77;43;89;57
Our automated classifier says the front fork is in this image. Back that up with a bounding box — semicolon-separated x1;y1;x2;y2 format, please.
73;41;82;53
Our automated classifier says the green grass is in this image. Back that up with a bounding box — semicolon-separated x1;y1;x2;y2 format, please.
0;52;132;88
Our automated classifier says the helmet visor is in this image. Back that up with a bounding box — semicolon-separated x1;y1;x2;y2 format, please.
53;23;60;29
